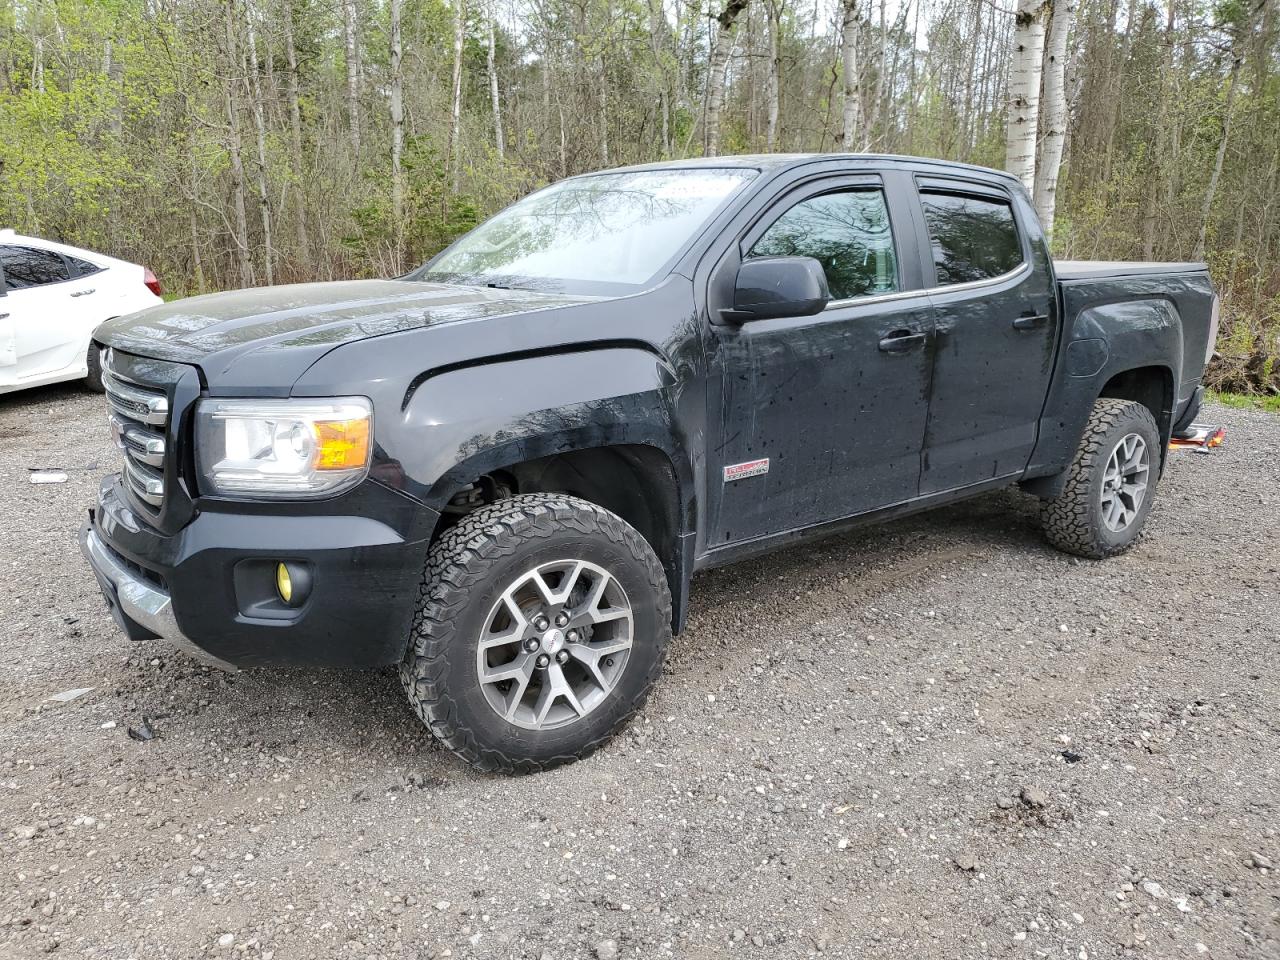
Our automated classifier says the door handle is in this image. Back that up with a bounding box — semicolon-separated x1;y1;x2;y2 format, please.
70;288;96;298
0;313;8;320
1012;314;1049;330
878;330;927;353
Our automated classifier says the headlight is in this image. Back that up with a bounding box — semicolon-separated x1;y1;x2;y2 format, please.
195;397;372;499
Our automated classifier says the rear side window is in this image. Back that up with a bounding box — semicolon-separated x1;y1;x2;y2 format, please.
747;189;898;300
1;245;71;289
65;254;102;278
919;192;1022;285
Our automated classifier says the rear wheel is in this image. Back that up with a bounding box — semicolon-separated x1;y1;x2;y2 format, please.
1040;398;1161;558
400;493;671;773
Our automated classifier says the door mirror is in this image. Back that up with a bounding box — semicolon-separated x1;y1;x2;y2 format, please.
721;256;830;324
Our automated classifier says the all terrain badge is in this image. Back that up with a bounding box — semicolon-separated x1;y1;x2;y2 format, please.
723;458;770;482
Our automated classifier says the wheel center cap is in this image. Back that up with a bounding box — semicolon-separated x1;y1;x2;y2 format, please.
542;628;566;654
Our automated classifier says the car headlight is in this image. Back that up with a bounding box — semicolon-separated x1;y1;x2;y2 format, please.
195;398;372;499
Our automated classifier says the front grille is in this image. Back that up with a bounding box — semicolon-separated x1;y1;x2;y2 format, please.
103;348;169;509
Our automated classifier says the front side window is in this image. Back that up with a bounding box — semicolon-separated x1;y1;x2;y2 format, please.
1;245;70;290
416;168;756;290
746;190;898;301
919;192;1023;285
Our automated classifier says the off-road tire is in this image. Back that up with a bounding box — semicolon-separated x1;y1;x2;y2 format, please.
1040;398;1161;559
84;343;104;393
399;493;672;774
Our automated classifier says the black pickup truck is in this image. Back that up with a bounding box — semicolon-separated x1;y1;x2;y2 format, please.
81;154;1217;772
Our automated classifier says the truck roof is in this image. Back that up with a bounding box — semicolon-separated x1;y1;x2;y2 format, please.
595;153;1023;186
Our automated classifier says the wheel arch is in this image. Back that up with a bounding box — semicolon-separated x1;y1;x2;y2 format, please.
427;438;695;634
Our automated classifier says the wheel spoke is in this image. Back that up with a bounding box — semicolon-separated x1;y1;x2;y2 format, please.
480;650;534;685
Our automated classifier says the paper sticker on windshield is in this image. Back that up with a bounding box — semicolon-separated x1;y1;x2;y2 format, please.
723;458;770;482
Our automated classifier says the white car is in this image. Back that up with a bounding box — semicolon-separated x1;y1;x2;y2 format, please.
0;229;164;395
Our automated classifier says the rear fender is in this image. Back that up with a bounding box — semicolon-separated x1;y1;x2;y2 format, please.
1023;296;1181;492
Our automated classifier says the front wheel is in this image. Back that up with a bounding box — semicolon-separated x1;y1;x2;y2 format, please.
84;343;105;393
1040;398;1161;559
400;493;671;773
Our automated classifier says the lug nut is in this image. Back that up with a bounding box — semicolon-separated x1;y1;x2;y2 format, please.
535;653;551;669
555;612;569;627
604;658;614;668
523;637;540;653
533;615;549;631
555;650;570;665
566;629;579;643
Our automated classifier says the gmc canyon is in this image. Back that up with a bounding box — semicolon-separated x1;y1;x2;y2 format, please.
80;154;1218;772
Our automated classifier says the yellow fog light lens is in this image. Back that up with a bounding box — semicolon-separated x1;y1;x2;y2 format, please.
276;562;293;603
313;418;372;471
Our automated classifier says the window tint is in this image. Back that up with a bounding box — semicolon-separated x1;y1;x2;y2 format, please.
747;189;898;300
1;245;71;289
65;254;101;278
919;192;1022;285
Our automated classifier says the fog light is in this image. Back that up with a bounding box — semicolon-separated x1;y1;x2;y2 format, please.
275;562;293;604
274;561;312;607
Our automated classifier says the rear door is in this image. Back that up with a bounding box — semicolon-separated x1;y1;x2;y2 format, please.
914;178;1058;494
704;170;936;547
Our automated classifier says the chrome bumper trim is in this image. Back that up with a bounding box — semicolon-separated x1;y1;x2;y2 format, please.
79;526;237;672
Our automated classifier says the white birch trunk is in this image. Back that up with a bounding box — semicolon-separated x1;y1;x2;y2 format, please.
1034;0;1075;237
705;0;747;157
1005;0;1049;191
840;0;862;150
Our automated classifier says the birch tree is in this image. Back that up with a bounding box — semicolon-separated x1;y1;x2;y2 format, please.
1005;0;1049;190
840;0;863;150
1034;0;1075;237
705;0;748;156
390;0;405;260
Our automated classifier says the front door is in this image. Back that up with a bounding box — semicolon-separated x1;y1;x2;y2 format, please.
0;243;87;383
913;179;1058;494
705;174;935;549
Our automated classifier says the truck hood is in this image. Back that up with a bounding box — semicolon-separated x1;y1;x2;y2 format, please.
96;279;596;390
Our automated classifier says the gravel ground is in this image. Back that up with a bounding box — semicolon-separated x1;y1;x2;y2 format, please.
0;385;1276;960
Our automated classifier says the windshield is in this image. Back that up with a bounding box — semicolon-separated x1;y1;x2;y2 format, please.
412;168;756;291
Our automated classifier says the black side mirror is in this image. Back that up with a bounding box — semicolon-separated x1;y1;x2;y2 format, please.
720;256;830;324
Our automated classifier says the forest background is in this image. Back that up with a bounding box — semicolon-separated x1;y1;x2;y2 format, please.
1;0;1276;397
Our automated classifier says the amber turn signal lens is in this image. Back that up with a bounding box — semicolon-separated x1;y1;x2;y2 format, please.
313;417;371;471
276;562;293;603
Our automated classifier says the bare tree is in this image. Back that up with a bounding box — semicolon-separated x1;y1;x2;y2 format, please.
765;0;781;150
487;3;505;159
342;0;361;155
245;1;274;284
390;0;405;260
1034;0;1075;237
1196;54;1243;259
448;0;467;189
223;0;253;287
1005;0;1049;190
282;1;309;268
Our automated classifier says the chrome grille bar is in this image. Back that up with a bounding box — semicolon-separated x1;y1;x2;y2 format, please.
102;348;169;511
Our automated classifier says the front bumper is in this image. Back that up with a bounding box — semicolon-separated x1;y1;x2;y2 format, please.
80;477;437;669
80;524;237;670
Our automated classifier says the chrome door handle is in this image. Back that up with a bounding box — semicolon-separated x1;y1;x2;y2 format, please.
70;288;96;298
1012;314;1049;330
878;330;927;353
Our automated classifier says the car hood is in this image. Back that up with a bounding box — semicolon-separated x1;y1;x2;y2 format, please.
96;279;597;390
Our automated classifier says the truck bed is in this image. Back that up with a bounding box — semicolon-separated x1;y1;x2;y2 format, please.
1054;260;1208;281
